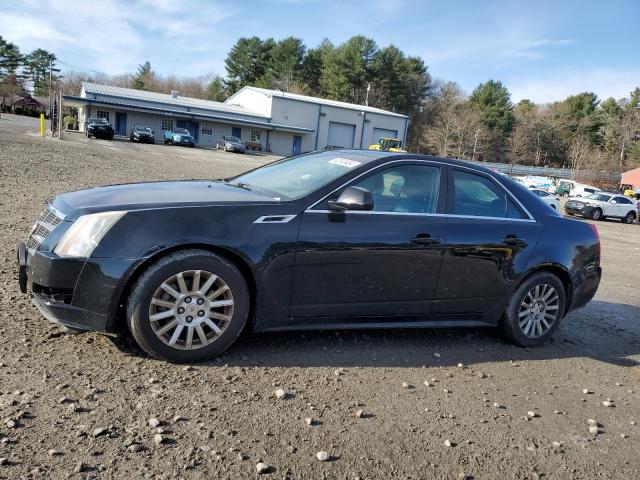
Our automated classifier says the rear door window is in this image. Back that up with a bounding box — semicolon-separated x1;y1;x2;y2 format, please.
452;169;525;219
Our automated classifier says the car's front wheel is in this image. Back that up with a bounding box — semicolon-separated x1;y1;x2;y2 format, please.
127;250;250;362
590;208;603;220
500;272;566;347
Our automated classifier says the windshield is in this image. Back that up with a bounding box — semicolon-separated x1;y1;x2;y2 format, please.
174;128;190;135
135;126;152;133
90;118;108;124
226;136;240;142
228;151;377;200
586;193;611;202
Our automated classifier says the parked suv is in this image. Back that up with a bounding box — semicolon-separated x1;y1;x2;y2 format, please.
164;128;194;147
565;192;637;223
85;118;114;140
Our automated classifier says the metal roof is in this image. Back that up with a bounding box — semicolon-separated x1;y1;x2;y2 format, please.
82;82;267;118
63;95;314;133
226;86;408;118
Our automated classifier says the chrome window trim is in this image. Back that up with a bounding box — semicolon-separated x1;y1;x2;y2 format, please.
305;158;536;222
305;210;536;223
306;159;443;211
253;214;297;224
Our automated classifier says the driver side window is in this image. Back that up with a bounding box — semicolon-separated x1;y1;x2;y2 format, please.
351;164;441;214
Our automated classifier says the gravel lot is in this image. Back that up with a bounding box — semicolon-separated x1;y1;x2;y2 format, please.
1;114;639;479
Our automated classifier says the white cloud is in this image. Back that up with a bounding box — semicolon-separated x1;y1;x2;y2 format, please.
508;69;640;104
2;0;238;76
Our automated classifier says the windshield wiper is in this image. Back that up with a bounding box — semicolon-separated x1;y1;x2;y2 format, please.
227;182;253;191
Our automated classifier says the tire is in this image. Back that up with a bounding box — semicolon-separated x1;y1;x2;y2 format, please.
590;208;603;220
562;192;570;198
622;211;635;224
500;272;566;347
126;249;250;362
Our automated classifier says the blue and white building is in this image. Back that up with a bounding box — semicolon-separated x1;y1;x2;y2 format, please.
65;83;408;156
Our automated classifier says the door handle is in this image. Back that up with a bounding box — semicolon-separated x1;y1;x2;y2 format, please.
410;234;440;245
502;235;527;247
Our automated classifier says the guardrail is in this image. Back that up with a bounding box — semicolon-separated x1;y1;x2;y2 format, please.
461;160;622;182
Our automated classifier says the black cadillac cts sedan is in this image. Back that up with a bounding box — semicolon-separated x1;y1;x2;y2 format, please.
18;151;601;362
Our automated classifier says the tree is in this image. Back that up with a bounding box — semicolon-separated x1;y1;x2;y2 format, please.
23;48;56;96
0;36;22;78
133;61;155;91
224;37;275;93
320;36;378;104
469;80;514;137
300;39;333;95
265;37;305;91
206;75;227;101
370;46;431;114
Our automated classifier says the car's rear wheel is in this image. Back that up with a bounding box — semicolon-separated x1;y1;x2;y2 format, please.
562;192;570;197
126;250;250;362
590;208;603;220
500;272;566;347
622;211;635;224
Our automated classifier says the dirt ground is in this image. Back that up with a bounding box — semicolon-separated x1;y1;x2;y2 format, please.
1;114;639;480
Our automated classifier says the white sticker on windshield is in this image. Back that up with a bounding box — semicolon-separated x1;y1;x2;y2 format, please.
328;157;362;168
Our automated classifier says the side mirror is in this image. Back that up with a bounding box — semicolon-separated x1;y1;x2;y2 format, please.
328;186;374;211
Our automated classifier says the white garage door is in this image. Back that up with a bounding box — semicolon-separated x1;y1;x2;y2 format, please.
371;128;398;145
327;122;356;148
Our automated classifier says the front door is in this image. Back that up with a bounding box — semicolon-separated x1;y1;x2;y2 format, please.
433;167;541;316
115;112;127;136
293;135;302;155
291;162;446;319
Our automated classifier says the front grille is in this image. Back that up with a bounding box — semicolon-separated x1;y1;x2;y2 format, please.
27;205;64;254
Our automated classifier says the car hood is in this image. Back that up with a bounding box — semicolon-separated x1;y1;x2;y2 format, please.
51;180;278;219
134;131;153;136
174;133;192;138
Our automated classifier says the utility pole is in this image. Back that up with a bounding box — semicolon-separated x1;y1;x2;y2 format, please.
471;128;480;161
49;56;53;133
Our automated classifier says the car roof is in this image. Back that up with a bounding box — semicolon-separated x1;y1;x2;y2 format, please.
336;150;504;175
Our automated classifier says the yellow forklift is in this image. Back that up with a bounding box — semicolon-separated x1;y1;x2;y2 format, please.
368;137;407;153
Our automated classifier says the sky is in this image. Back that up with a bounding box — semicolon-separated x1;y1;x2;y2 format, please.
2;0;639;104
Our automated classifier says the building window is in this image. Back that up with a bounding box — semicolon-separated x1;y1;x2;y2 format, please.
96;110;109;122
161;118;174;131
201;123;213;135
250;130;261;142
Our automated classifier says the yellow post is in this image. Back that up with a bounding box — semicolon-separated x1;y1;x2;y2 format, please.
40;113;45;137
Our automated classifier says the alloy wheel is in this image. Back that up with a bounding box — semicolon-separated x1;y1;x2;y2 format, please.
518;284;560;338
148;270;234;350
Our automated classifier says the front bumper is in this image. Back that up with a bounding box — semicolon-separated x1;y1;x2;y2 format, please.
18;242;135;332
226;145;245;152
565;204;593;217
133;135;155;143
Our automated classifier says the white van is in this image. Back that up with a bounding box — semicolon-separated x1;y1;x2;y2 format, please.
571;183;601;197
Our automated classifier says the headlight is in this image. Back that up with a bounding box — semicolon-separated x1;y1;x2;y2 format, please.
174;135;180;140
54;211;126;257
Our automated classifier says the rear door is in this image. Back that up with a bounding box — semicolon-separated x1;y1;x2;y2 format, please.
434;167;541;317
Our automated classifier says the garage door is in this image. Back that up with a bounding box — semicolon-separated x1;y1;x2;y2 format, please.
371;128;398;146
327;122;356;148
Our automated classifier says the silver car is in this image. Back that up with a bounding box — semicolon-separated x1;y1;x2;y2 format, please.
216;135;245;153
